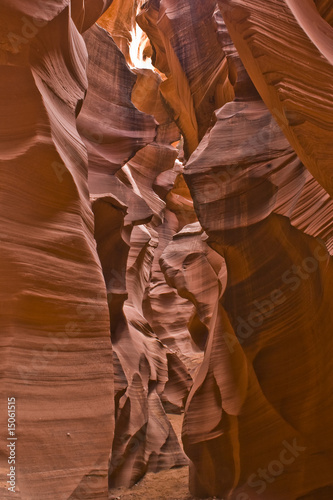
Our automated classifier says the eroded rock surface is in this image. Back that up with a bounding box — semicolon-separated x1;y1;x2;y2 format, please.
0;2;114;499
219;0;333;197
78;21;192;489
181;8;333;500
1;1;333;499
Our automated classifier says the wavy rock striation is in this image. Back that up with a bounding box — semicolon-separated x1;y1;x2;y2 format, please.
218;0;333;197
2;1;333;499
180;9;333;500
78;22;190;489
137;1;333;497
0;2;114;499
138;0;234;159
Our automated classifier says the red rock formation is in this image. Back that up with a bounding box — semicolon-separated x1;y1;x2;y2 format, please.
0;2;114;499
143;206;203;375
78;21;191;489
160;223;226;354
2;1;333;498
138;0;234;158
137;1;333;497
98;0;142;61
181;11;333;500
77;25;156;179
121;61;201;376
218;0;333;198
92;189;189;489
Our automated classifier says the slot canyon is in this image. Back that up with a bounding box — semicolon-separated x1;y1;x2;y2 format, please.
0;0;333;499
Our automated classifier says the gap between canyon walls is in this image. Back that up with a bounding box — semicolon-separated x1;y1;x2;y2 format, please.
1;1;333;499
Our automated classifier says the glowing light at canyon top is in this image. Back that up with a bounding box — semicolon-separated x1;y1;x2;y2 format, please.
129;6;155;70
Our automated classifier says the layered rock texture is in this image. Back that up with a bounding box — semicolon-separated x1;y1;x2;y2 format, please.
78;21;191;488
0;2;114;499
1;0;333;499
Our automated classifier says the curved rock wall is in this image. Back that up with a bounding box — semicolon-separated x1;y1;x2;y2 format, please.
0;2;114;499
1;1;333;499
218;0;333;197
78;22;191;488
140;1;333;498
181;4;333;499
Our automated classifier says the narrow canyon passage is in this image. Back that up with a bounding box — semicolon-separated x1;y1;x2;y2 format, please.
1;1;333;499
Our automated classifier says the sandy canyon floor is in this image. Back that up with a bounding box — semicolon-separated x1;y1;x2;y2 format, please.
109;414;219;500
